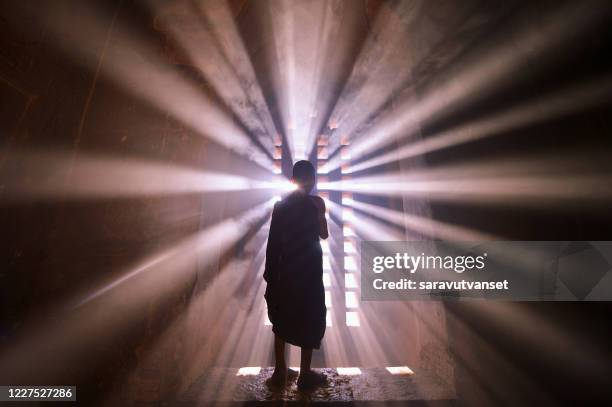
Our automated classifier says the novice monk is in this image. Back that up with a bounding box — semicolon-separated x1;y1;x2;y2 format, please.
264;160;328;391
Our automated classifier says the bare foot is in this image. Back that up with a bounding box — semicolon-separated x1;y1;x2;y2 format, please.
297;370;327;391
265;368;299;388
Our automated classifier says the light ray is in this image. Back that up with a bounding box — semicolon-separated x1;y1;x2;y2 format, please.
75;198;276;307
345;198;498;241
319;155;612;205
348;76;612;173
327;1;611;171
0;199;275;384
19;0;272;168
322;1;424;151
146;0;278;154
0;150;292;203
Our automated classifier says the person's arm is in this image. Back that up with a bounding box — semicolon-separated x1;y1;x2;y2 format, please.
264;202;282;283
310;196;329;239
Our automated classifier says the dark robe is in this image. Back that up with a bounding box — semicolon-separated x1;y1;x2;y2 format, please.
263;192;326;349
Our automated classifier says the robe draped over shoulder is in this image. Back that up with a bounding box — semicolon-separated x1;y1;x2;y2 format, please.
264;192;326;349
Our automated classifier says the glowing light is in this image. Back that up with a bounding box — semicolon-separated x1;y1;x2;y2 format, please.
340;147;352;160
150;0;278;160
326;313;333;327
323;273;331;287
266;179;297;191
349;209;406;241
317;165;330;174
325;1;610;173
342;208;355;221
237;367;261;376
386;366;414;375
293;138;307;160
325;291;332;308
346;312;360;327
344;241;356;253
273;161;282;174
264;314;272;326
29;0;276;167
74;199;275;307
344;256;357;271
348;77;612;174
347;198;497;240
0;197;275;382
345;273;358;289
342;197;354;205
345;292;359;308
320;241;330;253
1;150;285;203
343;226;356;237
276;181;294;191
1;0;478;383
317;157;612;205
323;256;332;270
337;367;361;375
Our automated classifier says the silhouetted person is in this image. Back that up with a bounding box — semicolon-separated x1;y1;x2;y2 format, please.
264;160;328;391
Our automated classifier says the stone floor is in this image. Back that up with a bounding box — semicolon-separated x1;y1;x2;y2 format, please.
174;367;456;406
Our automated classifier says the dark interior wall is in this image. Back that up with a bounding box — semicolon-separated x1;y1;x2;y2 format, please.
447;302;612;406
425;2;612;405
418;2;612;240
0;1;193;400
0;0;269;403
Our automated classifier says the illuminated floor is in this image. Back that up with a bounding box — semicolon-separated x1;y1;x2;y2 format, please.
177;367;456;404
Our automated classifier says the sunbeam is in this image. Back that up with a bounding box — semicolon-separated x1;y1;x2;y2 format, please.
2;0;612;404
325;1;612;172
348;76;612;174
144;0;278;155
345;198;498;241
0;198;276;384
0;149;293;203
15;0;274;168
320;154;612;205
